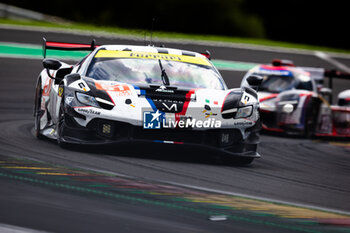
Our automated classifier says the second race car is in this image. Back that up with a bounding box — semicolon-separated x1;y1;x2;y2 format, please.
241;59;350;138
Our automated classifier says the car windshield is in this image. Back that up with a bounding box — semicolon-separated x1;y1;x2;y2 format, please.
258;75;297;93
86;57;225;90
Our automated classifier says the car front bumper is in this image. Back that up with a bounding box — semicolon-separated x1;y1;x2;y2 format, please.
61;114;261;158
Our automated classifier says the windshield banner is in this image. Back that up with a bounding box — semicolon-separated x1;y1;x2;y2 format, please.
95;50;212;66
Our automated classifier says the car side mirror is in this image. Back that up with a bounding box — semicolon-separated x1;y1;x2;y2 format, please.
64;73;81;83
43;58;62;79
43;58;62;70
320;87;332;96
247;75;263;90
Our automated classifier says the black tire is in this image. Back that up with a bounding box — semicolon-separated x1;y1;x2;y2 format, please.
224;156;254;166
56;92;69;148
304;121;314;139
304;98;320;138
34;78;44;139
235;157;254;165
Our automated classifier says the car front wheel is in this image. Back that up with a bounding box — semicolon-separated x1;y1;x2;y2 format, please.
34;78;44;139
56;94;68;148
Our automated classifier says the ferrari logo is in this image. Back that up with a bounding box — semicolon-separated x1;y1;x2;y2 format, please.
58;87;63;97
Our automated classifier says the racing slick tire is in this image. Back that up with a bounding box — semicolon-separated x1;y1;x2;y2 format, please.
34;78;44;139
304;98;320;138
56;91;69;148
234;157;254;165
223;156;254;166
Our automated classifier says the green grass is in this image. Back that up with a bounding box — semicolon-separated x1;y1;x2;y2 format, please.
1;18;350;54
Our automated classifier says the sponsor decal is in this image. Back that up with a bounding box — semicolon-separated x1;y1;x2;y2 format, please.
233;121;254;126
78;82;87;92
143;110;221;129
241;93;250;105
205;99;219;105
76;108;101;115
94;50;212;66
205;99;218;104
163;118;221;129
143;110;164;129
155;85;174;93
95;82;132;97
42;79;53;97
152;98;184;113
202;105;218;118
258;67;292;76
65;96;74;105
162;102;178;112
203;111;218;118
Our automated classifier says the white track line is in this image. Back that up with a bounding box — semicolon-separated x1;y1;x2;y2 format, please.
315;51;350;72
0;223;50;233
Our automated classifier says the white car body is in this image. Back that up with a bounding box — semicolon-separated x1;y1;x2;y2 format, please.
34;42;261;163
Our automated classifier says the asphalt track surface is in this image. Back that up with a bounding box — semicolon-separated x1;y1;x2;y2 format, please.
0;26;350;233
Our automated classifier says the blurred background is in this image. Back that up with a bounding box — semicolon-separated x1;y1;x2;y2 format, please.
1;0;349;50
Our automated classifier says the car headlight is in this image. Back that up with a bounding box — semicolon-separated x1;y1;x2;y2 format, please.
235;106;253;118
76;92;100;108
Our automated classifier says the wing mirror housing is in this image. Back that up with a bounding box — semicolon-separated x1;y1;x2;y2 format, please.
64;73;81;83
43;58;62;79
319;87;332;96
43;58;62;70
246;75;263;90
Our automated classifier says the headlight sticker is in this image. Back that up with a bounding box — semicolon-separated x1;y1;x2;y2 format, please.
76;92;100;108
236;106;253;118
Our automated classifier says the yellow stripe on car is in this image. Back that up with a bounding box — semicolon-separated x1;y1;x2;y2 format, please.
95;50;212;66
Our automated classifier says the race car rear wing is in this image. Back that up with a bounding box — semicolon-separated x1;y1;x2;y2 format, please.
324;69;350;80
299;67;350;86
42;37;98;58
299;67;350;103
307;68;350;103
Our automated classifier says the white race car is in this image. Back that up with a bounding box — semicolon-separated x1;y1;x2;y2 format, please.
241;59;350;138
34;39;262;164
